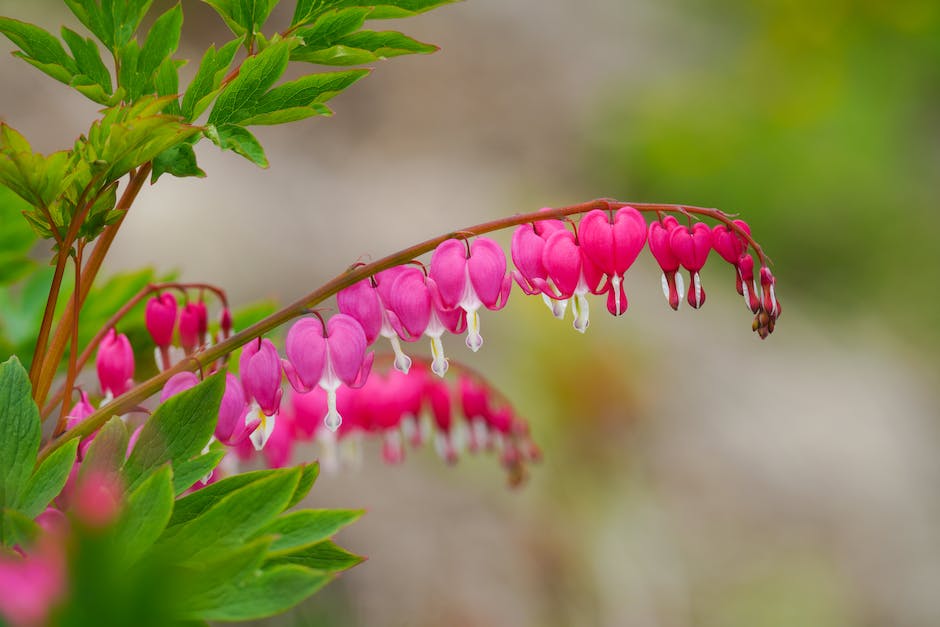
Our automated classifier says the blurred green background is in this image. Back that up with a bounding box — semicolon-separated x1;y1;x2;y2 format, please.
2;0;939;625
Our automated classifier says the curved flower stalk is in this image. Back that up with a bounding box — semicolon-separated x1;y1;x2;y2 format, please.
43;200;780;466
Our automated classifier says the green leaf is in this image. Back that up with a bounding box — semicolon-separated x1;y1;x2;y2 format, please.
209;41;291;126
181;38;242;121
138;4;183;81
64;0;115;49
0;17;78;83
1;508;40;548
171;447;224;495
285;461;319;509
0;356;40;517
292;0;456;27
152;143;206;183
202;0;279;42
293;29;437;66
179;537;272;612
78;417;129;479
112;465;174;565
207;124;268;167
168;468;280;529
60;27;112;97
292;7;369;46
157;468;301;564
258;508;363;555
154;58;184;116
17;438;79;518
77;179;118;240
0;254;33;286
265;539;364;572
194;564;331;621
64;0;154;52
236;69;367;125
0;124;72;216
123;373;225;491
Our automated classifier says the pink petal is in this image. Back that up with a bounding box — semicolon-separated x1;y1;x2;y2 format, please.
429;239;468;309
284;319;327;393
468;237;508;308
611;206;647;273
336;279;383;344
325;314;368;387
541;230;583;297
388;267;432;339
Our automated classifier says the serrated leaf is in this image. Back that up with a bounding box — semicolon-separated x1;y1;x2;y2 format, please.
208;124;268;167
264;539;363;572
302;29;437;66
0;357;40;523
17;438;79;518
123;373;224;491
152;143;205;183
156;468;301;564
208;41;291;126
64;0;115;49
258;508;363;555
181;38;242;121
194;564;331;621
236;69;367;125
0;17;77;78
202;0;279;42
154;58;184;116
292;8;369;46
61;27;111;95
172;447;224;495
112;465;174;565
138;4;183;81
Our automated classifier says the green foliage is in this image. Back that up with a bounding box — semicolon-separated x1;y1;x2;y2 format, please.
0;185;37;287
0;356;43;529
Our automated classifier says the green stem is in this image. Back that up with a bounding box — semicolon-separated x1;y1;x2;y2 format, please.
36;199;751;463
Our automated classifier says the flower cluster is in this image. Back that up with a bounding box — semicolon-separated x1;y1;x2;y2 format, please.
69;205;779;487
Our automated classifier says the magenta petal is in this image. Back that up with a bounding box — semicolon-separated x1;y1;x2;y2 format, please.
239;338;283;415
611;206;647;273
160;371;199;402
712;219;750;264
542;230;582;297
429;239;468;308
285;318;327;392
96;328;135;397
216;373;249;442
578;210;617;275
325;314;367;387
374;266;408;306
606;281;628;315
649;217;681;271
336;279;383;344
145;293;177;348
388;268;432;338
510;225;547;292
468;237;507;308
670;222;713;271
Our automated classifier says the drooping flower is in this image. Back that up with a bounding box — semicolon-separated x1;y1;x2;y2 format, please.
338;271;413;373
216;373;257;446
511;215;569;319
0;538;65;627
282;314;373;432
736;253;761;313
239;338;283;416
670;222;713;308
648;216;685;310
540;229;603;332
578;206;648;315
145;293;177;348
386;266;466;377
96;328;135;398
159;371;199;401
429;237;511;351
178;301;208;352
219;307;233;339
426;377;457;464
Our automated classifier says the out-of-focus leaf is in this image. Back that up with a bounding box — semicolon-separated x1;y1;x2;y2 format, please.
179;537;272;611
156;468;301;564
112;465;174;565
123;373;224;491
1;508;39;548
171;446;225;495
79;417;129;480
257;508;363;555
192;563;331;621
17;438;79;518
0;356;40;526
264;539;363;572
285;461;319;509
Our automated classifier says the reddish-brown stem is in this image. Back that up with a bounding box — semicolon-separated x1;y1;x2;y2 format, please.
32;164;152;408
54;241;85;435
28;247;70;388
40;281;229;420
36;200;762;463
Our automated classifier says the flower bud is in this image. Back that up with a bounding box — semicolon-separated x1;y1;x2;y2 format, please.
179;302;208;352
145;293;177;348
96;328;134;397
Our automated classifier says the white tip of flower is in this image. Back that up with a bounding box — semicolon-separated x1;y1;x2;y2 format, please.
153;347;163;372
542;293;568;320
317;429;340;473
661;273;670;301
741;275;752;310
612;274;623;313
675;272;685;310
249;406;275;451
573;294;590;333
465;309;483;352
430;336;449;378
693;271;703;304
167;346;186;369
401;415;417;441
389;336;412;374
324;388;342;432
769;284;779;316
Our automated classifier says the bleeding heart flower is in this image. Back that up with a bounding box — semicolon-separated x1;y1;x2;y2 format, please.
239;338;283;417
578;206;648;315
648;216;685;311
670;222;713;308
511;215;569;319
179;301;208;352
712;220;751;264
96;328;134;398
145;293;177;348
216;373;257;446
429;237;511;352
540;229;603;333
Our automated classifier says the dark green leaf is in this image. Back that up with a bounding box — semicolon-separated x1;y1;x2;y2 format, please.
77;179;118;240
157;468;301;564
112;465;174;565
208;124;268;167
154;58;185;116
237;69;367;125
138;4;183;80
64;0;115;49
0;17;77;81
17;438;79;518
202;0;279;41
60;27;112;95
180;38;242;121
171;447;224;495
208;41;291;125
264;539;363;572
285;461;319;509
0;356;40;516
152;143;205;183
123;373;224;491
258;508;362;555
195;564;331;621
